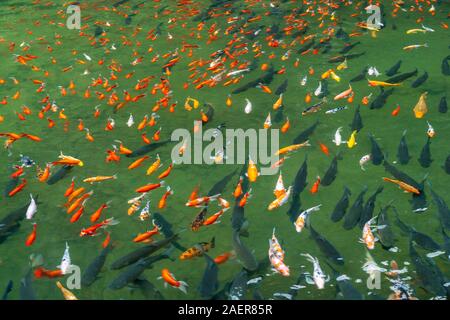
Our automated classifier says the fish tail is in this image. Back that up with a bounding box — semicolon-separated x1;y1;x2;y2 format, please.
105;217;120;226
178;281;188;294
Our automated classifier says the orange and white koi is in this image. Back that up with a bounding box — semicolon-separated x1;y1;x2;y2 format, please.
80;218;119;237
159;269;188;294
158;187;173;209
294;204;322;233
133;221;160;243
185;194;220;207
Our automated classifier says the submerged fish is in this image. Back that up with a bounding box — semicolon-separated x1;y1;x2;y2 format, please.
343;186;368;230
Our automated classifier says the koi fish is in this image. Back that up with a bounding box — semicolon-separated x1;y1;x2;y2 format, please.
159;269;188;294
275;141;310;156
80;218;119;237
83;175;117;184
179;237;215;260
52;152;84;167
382;177;420;195
294;205;322;233
245;157;259;182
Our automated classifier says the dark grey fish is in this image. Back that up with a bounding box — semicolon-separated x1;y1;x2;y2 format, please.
198;254;219;298
440;227;450;260
428;186;450;230
232;67;276;94
409;240;446;297
203;103;215;123
369;88;395;109
330;186;351;222
350;105;363;132
376;205;396;249
109;258;150;290
339;41;361;54
4;177;18;197
275;79;288;95
288;273;308;300
397;130;411;165
112;0;129;7
410;179;428;213
152;213;186;251
252;287;265;300
292;120;319;144
307;219;344;265
343;186;368;230
394;206;440;251
47;165;73;185
369;134;384;165
444;154;450;174
81;243;114;287
418;137;432;168
126;140;172;158
385;60;402;76
20;269;36;300
207;169;236;196
232;229;258;271
326;262;363;300
109;250;172;290
441;55;450;76
438;96;447;113
385;69;418;83
335;28;349;41
110;234;178;269
287;156;308;221
383;160;421;190
133;278;165;300
359;186;383;228
411;72;428;88
228;270;248;300
2;280;13;300
231;202;249;237
297;40;315;54
93;26;103;38
350;67;368;82
320;43;332;54
328;52;365;63
273;103;284;122
321;153;342;186
124;16;132;25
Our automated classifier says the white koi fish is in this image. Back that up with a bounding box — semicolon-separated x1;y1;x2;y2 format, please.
244;98;252;114
57;242;71;275
359;154;371;171
25;194;37;220
302;253;328;289
332;127;343;146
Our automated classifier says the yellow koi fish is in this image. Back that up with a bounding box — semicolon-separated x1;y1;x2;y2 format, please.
347;130;357;149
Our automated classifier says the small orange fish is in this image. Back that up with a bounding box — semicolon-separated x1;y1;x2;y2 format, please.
310;176;321;194
128;156;149;170
25;223;37;246
319;142;329;156
392;105;400;116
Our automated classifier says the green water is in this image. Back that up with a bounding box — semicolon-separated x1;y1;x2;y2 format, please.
0;0;449;300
